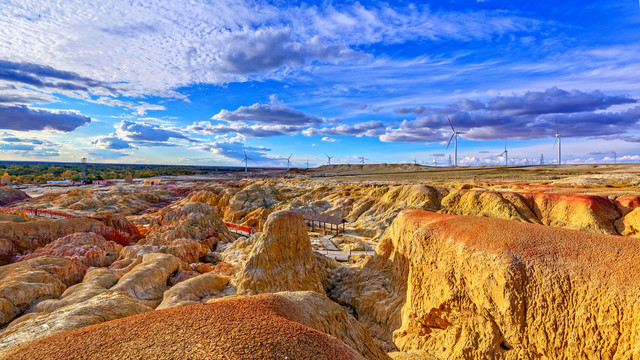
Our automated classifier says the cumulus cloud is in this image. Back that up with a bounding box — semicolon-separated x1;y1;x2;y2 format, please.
0;60;114;93
218;28;364;75
395;106;426;115
381;88;640;142
212;102;337;126
197;136;273;163
0;105;91;132
303;121;385;137
321;137;338;142
188;101;342;138
91;135;135;150
115;120;190;143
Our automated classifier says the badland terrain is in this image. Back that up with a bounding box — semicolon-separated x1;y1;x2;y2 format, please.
1;163;640;359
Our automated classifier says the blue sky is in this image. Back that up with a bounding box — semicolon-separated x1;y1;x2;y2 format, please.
1;0;640;167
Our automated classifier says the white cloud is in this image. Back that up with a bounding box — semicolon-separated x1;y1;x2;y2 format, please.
0;1;544;96
321;136;338;142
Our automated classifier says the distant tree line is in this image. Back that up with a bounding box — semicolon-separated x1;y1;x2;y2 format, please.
0;161;245;184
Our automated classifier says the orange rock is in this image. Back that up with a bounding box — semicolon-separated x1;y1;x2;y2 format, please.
0;293;368;360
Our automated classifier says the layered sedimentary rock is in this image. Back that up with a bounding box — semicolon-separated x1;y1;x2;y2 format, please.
0;257;85;326
0;292;151;353
19;232;121;268
0;292;378;360
0;217;105;264
143;201;234;246
370;210;640;358
0;186;29;206
109;253;179;307
19;186;182;216
235;210;325;295
156;272;231;309
524;192;620;234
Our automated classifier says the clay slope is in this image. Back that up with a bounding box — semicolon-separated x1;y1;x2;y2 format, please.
0;217;105;265
0;292;382;360
0;186;29;206
382;210;640;359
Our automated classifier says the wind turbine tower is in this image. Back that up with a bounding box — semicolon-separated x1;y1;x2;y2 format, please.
241;151;250;173
554;120;562;165
285;154;293;169
306;160;309;169
446;115;466;166
612;151;617;164
501;144;508;166
325;153;333;165
540;154;544;166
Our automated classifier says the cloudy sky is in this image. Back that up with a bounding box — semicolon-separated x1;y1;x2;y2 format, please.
1;0;639;167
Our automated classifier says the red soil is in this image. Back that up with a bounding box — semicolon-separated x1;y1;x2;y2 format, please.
0;293;363;360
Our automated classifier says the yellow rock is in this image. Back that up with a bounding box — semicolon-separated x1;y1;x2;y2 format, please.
156;272;231;309
0;291;151;353
109;252;179;308
235;210;325;295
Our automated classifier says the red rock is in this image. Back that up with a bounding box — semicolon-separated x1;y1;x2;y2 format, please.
1;294;365;360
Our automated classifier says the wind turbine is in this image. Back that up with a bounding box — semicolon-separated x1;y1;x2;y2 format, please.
360;155;367;164
611;151;617;164
554;119;562;165
306;160;309;169
241;151;250;173
446;115;466;167
285;154;293;169
525;156;530;166
501;143;508;166
325;153;333;165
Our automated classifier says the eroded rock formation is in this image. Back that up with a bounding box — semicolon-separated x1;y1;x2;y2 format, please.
235;210;325;295
362;209;640;358
0;292;382;360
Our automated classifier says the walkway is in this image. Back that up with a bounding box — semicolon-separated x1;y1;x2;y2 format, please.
0;207;75;219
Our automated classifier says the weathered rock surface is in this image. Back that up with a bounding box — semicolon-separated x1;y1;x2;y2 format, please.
119;238;210;263
0;293;369;360
19;232;122;268
235;210;325;295
156;272;231;309
109;252;179;307
0;257;85;326
0;217;105;264
378;210;640;359
0;292;151;354
19;186;181;216
524;192;620;234
143;200;234;246
0;186;29;206
32;267;122;313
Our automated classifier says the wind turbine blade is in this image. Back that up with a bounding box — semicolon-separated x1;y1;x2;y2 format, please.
555;118;559;135
553;136;558;149
446;133;455;150
447;115;455;132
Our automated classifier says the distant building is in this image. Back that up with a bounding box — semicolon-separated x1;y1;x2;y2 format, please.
143;179;163;185
47;179;71;185
92;180;110;185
